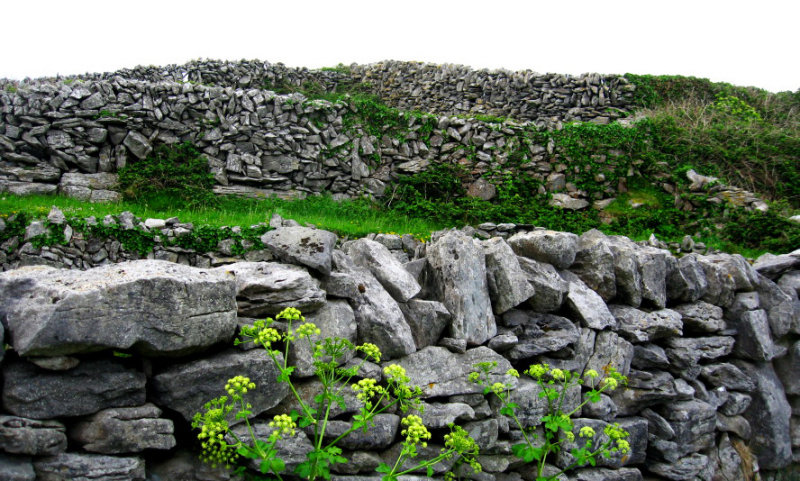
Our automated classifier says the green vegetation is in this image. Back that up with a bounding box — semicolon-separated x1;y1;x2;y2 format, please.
192;307;481;481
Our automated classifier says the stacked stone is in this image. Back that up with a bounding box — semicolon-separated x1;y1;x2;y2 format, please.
0;75;624;207
1;219;798;480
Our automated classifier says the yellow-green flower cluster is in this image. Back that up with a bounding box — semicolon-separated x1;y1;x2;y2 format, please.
276;307;304;322
579;426;596;438
506;368;520;378
401;415;431;448
192;397;237;468
601;377;619;390
443;425;481;473
526;363;549;380
490;382;507;396
603;422;630;453
356;342;382;363
257;327;282;347
584;369;599;379
268;414;297;442
225;376;255;402
384;364;419;401
352;378;385;407
295;322;321;339
550;368;566;381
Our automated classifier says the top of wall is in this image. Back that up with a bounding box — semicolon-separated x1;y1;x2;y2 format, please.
3;59;637;128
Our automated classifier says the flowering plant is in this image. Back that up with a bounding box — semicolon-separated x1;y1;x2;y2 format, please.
470;361;630;481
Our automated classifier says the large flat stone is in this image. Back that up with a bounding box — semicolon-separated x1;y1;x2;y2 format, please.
508;230;578;269
482;237;535;314
33;452;145;481
0;261;238;357
0;416;66;456
69;404;175;454
261;226;338;275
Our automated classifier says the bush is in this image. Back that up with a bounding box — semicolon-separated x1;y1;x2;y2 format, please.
118;142;217;209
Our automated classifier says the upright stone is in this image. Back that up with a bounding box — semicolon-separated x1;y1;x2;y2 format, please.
634;246;668;308
570;229;616;301
561;271;616;330
482;237;535;314
427;231;496;345
345;238;421;302
517;257;569;313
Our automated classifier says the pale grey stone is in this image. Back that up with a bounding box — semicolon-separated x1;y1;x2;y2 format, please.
651;400;716;461
634;246;667;308
721;392;752;416
0;416;66;455
672;301;725;333
321;414;400;450
346;238;421;302
501;310;579;360
33;453;145;481
756;273;796;337
754;253;800;280
611;370;679;416
0;261;238;357
508;230;578;269
28;356;80;371
517;256;568;312
413;402;475;429
733;309;776;361
665;336;735;378
647;453;709;481
122;131;152;159
482;237;535;314
70;404;175;454
562;271;616;330
150;349;289;423
261;226;338;275
631;343;670;370
570;229;616;301
2;359;145;419
609;305;682;342
426;231;496;345
700;363;756;392
217;261;326;317
400;299;450;349
586;330;634;377
716;413;752;440
394;346;514;398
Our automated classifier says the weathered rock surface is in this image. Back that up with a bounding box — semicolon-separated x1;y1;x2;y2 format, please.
0;453;35;481
650;400;716;461
735;360;793;470
508;230;578;269
666;253;708;303
699;363;756;392
0;416;66;455
501;310;580;360
570;229;616;301
609;305;682;343
426;231;496;345
561;271;616;330
2;360;146;419
261;226;338;275
289;300;357;377
219;262;326;317
482;237;535;314
647;453;709;481
0;261;238;357
517;256;568;312
775;340;800;395
332;251;416;359
69;404;175;454
664;336;735;379
755;273;796;337
399;299;450;350
33;452;145;481
732;309;776;361
395;346;514;398
345;238;421;302
634;246;668;308
321;414;400;450
150;349;289;423
672;301;725;333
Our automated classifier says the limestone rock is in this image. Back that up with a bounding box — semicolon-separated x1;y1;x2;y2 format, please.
219;262;326;317
321;414;399;450
605;236;643;307
775;340;800;396
561;271;616;330
0;261;238;357
0;416;66;455
150;349;289;423
754;253;800;280
732;309;776;361
517;256;568;312
482;237;535;314
2;359;146;419
665;336;735;379
634;246;668;308
570;229;616;301
647;453;709;481
33;452;145;481
426;231;496;345
651;400;716;461
735;360;793;470
586;330;634;377
70;404;175;454
609;305;682;343
231;423;313;473
261;226;338;275
666;253;708;303
755;273;796;337
0;454;35;481
700;363;756;392
414;402;475;429
345;238;421;302
399;299;450;349
501;310;579;360
394;346;514;398
122;131;152;160
332;251;416;360
508;230;578;269
672;301;725;334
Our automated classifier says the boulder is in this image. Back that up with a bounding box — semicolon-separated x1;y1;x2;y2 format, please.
732;309;776;361
517;256;569;312
482;237;535;314
634;246;668;308
332;251;416;360
561;271;616;330
605;236;643;307
218;262;326;317
426;231;496;345
122;131;152;160
399;299;450;349
150;349;289;423
735;360;793;470
609;305;682;343
289;300;357;377
261;226;338;275
570;229;616;301
508;230;578;269
664;336;735;379
672;301;725;334
2;359;146;419
754;253;800;280
611;370;680;416
345;238;421;302
698;255;737;308
0;416;66;455
69;404;175;454
33;452;145;481
501;310;579;360
666;253;708;303
394;346;514;398
631;343;670;370
0;261;238;357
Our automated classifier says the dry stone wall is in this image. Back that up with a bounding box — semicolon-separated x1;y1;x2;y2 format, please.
0;60;636;208
1;213;799;481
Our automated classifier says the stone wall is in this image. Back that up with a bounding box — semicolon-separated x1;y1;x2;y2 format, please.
1;212;799;480
0;60;639;209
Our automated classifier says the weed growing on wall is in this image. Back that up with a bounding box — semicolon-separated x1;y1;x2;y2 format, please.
118;142;217;209
192;307;481;481
470;362;630;481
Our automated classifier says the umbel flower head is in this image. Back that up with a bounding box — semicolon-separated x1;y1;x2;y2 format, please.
401;415;432;448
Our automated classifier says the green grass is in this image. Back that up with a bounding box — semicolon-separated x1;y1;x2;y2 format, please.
0;193;445;242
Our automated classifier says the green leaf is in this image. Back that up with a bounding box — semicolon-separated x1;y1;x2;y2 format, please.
586;390;601;403
235;410;252;420
427;465;434;477
376;463;392;474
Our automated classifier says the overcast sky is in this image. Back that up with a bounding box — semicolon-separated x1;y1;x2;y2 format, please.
2;0;798;93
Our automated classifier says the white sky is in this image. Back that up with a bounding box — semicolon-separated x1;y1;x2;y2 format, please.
2;0;798;93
